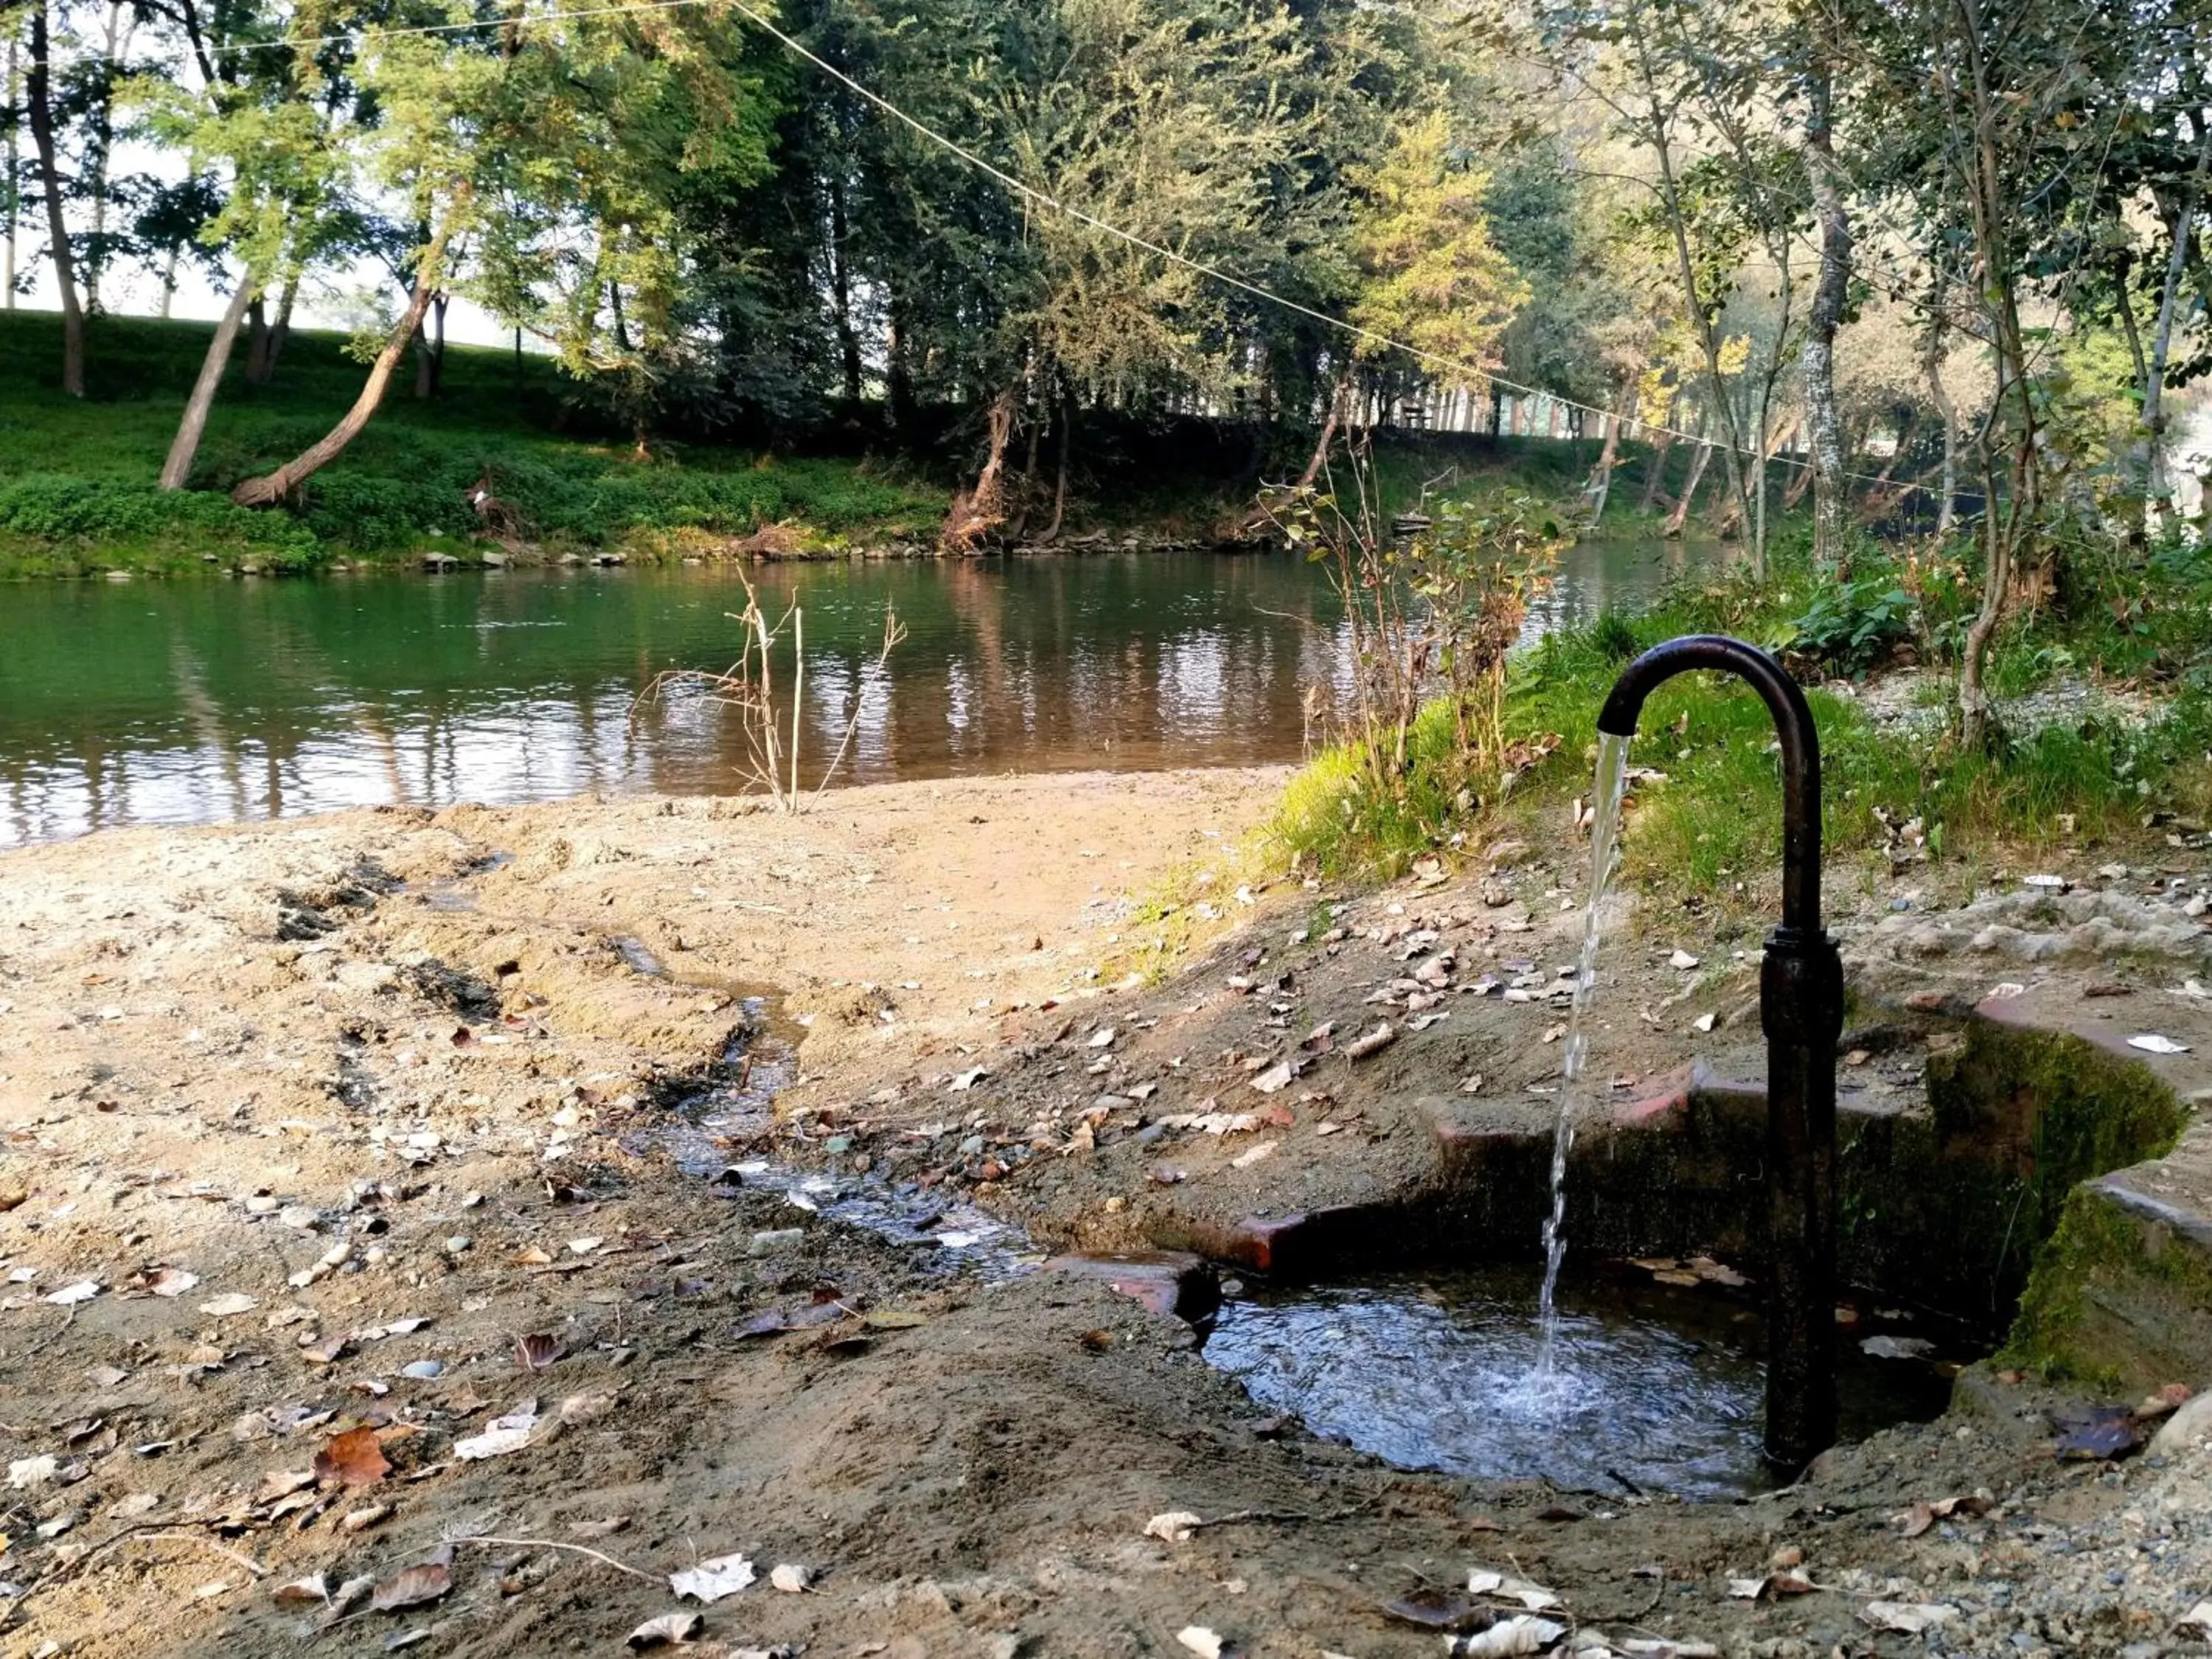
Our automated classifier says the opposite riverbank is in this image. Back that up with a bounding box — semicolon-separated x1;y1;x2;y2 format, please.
1;309;1732;580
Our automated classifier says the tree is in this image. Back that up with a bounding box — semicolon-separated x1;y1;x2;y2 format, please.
26;0;86;394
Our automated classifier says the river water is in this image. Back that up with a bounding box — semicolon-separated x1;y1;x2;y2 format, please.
0;539;1714;847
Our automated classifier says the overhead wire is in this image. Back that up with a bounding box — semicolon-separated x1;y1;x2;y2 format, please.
159;0;2059;490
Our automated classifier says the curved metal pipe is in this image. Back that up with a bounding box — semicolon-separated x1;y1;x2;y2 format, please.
1596;633;1823;936
1596;634;1842;1470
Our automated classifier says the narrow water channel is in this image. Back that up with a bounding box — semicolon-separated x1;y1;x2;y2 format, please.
0;540;1719;847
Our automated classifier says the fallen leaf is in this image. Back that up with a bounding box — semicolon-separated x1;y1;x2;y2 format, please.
44;1280;100;1306
454;1402;539;1460
1467;1570;1559;1610
768;1563;812;1593
1860;1601;1958;1635
1451;1615;1568;1655
1229;1141;1278;1169
1145;1512;1201;1543
948;1067;988;1092
571;1517;631;1539
1176;1630;1224;1659
313;1426;391;1488
147;1267;200;1298
86;1364;129;1388
1382;1589;1482;1631
628;1613;705;1650
273;1573;330;1604
326;1574;377;1621
302;1334;352;1366
370;1562;452;1613
1860;1335;1935;1360
2129;1033;2191;1054
1892;1502;1935;1539
1344;1023;1396;1060
1248;1061;1295;1094
198;1293;258;1318
669;1553;756;1603
8;1456;58;1489
341;1503;393;1533
514;1333;565;1372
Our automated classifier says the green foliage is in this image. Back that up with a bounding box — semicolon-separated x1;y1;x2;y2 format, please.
0;476;319;561
0;312;944;573
1784;563;1916;675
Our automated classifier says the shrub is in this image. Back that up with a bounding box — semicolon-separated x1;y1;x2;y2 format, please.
1785;563;1917;675
0;475;319;561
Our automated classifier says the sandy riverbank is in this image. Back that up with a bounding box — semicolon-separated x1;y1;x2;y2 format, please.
7;770;2212;1658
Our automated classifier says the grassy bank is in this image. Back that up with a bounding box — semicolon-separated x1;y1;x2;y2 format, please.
1;309;1782;577
1269;547;2212;919
0;310;947;576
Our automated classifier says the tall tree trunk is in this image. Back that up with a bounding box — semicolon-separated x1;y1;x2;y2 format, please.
828;175;862;406
4;26;17;310
158;244;179;317
81;1;135;314
161;279;254;490
886;290;915;430
1632;17;1753;566
2141;113;2211;515
27;3;86;397
231;221;453;507
1638;425;1674;512
413;292;447;398
244;295;272;383
1800;43;1853;571
266;276;295;377
1924;317;1958;536
1039;392;1073;544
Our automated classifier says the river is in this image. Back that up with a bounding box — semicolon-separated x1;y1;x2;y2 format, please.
0;539;1717;847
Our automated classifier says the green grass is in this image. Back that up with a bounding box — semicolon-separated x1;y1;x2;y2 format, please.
0;309;948;575
1268;549;2212;912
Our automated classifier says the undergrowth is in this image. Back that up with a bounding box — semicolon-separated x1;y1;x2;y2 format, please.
1267;543;2212;913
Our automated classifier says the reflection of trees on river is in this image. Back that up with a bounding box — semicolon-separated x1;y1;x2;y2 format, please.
0;557;1352;846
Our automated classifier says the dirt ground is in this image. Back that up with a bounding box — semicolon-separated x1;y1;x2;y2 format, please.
6;769;2212;1659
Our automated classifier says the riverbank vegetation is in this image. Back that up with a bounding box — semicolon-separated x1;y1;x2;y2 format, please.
16;0;2200;589
1272;533;2212;920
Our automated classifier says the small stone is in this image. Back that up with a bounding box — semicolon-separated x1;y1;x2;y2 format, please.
1669;950;1700;970
445;1237;473;1255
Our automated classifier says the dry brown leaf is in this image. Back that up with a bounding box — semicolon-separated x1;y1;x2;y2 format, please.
370;1562;452;1613
514;1332;565;1372
312;1426;391;1488
271;1573;330;1604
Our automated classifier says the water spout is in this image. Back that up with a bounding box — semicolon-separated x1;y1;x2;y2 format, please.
1596;635;1844;1471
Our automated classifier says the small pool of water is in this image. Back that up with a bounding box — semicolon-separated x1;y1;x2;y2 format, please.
1203;1265;1966;1500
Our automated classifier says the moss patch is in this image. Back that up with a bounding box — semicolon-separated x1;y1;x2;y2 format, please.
2006;1181;2212;1390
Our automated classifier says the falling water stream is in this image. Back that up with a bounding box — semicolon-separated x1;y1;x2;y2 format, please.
1533;731;1633;1380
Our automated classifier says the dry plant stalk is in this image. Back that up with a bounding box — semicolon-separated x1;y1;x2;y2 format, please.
634;571;906;811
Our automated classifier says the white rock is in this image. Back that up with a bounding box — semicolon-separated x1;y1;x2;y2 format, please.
1669;950;1700;970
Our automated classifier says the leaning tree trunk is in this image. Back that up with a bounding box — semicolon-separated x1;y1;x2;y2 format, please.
1664;425;1714;538
1582;382;1636;521
231;225;451;507
27;3;85;397
1293;370;1352;493
1801;56;1852;572
160;279;255;489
